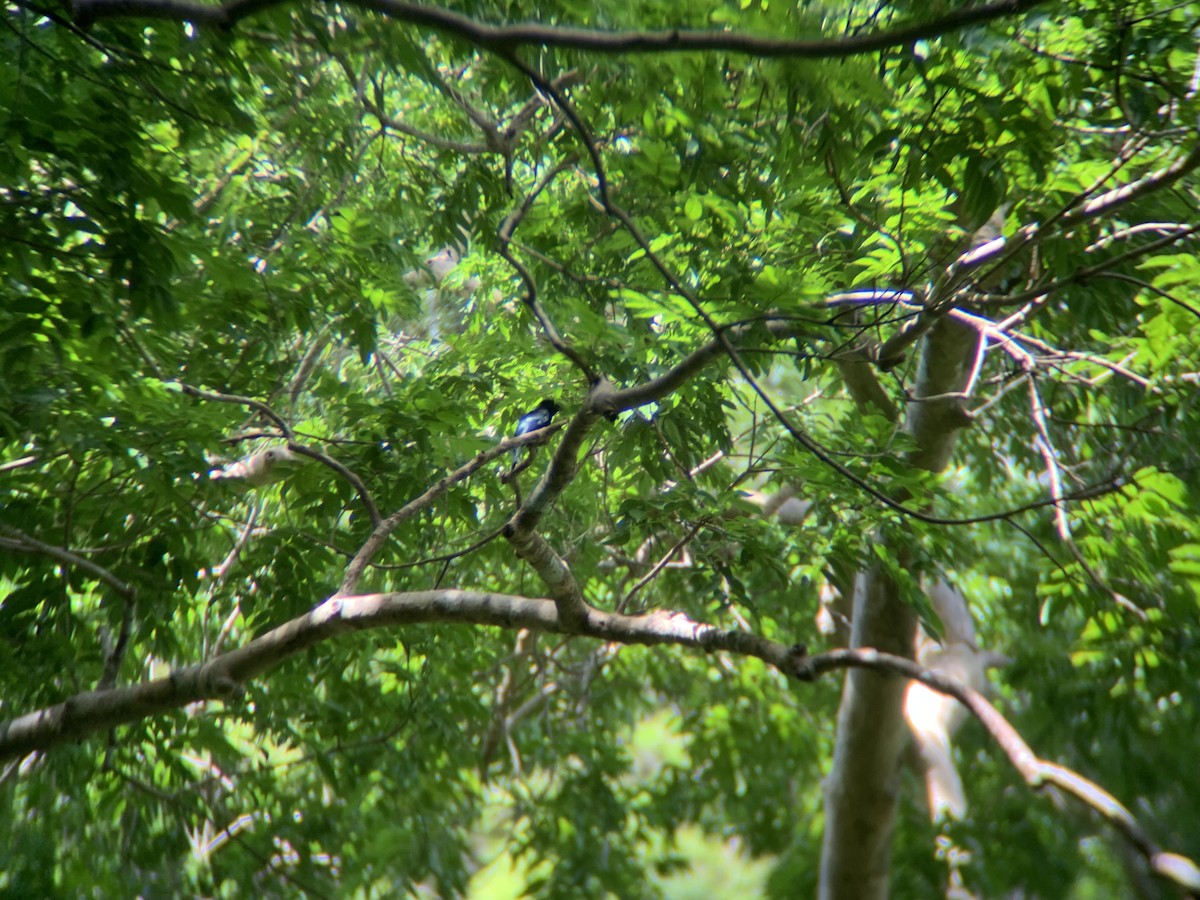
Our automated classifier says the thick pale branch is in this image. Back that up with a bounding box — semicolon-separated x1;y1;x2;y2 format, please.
821;567;915;899
0;589;804;761
1062;139;1200;226
905;316;981;472
821;311;979;899
502;529;591;627
1;595;1194;893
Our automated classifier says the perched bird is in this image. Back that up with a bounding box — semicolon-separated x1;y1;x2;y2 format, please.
209;446;302;487
511;399;560;465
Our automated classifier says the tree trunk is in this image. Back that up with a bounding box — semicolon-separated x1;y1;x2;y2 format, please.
819;316;980;899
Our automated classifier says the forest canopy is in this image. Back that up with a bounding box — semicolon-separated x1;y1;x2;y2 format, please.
2;0;1199;897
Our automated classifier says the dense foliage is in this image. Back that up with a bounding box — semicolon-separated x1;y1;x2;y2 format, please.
2;0;1199;896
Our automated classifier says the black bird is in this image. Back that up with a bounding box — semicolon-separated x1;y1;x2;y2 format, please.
511;398;560;464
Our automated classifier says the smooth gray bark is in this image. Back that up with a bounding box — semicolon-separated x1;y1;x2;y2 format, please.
819;316;980;899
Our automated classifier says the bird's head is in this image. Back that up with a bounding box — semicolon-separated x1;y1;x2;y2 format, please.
538;399;561;415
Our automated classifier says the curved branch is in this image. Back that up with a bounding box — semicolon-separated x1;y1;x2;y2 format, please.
0;589;800;761
339;427;562;594
0;524;136;597
1;594;1195;894
176;382;294;438
375;111;489;154
286;442;382;527
806;649;1200;896
74;0;1050;59
177;382;384;530
496;156;597;381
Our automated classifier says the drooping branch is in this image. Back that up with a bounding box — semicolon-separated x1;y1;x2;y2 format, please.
176;382;294;438
286;442;382;527
809;649;1200;897
0;524;136;598
73;0;1050;59
1;592;1196;894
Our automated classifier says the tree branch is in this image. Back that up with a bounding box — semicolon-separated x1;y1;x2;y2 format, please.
0;589;804;761
1;592;1195;894
496;156;598;381
176;382;384;529
502;529;591;628
338;425;564;594
285;442;382;526
176;382;294;439
74;0;1051;59
867;137;1200;361
808;649;1200;896
0;524;136;597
